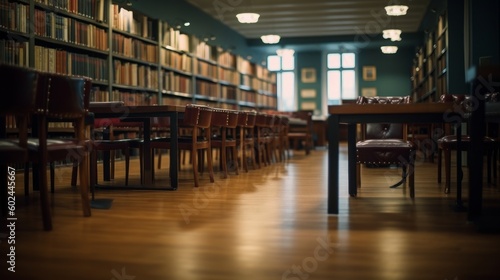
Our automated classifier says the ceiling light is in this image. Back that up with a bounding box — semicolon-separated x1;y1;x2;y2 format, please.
383;29;402;41
261;34;280;44
385;5;409;16
236;13;260;23
381;46;398;54
276;48;295;56
184;22;190;27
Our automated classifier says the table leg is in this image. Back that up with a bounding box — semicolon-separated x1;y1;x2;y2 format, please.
348;124;357;196
169;112;178;190
142;118;152;186
327;115;339;214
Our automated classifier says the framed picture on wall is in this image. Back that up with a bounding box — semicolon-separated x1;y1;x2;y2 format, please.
362;66;376;81
301;68;316;83
361;87;377;97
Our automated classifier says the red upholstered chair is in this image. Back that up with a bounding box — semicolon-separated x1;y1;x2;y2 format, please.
355;96;417;198
0;64;38;216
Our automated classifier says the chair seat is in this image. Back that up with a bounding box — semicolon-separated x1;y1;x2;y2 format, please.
438;135;495;150
0;140;28;162
357;139;415;164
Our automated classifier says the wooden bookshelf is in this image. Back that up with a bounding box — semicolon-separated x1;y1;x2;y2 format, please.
411;12;448;103
0;0;277;109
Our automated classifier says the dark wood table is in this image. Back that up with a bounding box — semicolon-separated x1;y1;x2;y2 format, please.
89;103;185;190
327;103;475;215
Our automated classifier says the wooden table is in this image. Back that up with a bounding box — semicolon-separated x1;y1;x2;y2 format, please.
89;103;185;190
327;103;472;214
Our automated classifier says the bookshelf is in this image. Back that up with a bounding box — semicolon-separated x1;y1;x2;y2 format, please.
0;0;277;110
411;12;448;103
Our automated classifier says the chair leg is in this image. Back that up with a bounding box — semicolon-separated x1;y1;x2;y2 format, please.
71;161;78;186
50;162;55;193
79;153;91;217
38;160;52;231
124;148;130;186
444;149;451;194
192;148;199;188
232;146;239;175
221;145;228;179
206;147;215;183
409;163;415;198
356;163;361;189
24;163;30;196
437;148;442;183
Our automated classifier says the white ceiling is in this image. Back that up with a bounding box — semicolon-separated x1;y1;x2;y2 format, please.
185;0;431;40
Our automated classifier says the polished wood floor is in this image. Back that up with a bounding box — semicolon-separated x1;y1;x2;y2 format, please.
1;144;500;280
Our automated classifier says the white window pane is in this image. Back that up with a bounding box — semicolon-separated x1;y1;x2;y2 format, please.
327;54;340;69
327;70;341;101
278;72;295;111
342;53;355;68
267;55;281;71
282;55;295;70
342;70;356;99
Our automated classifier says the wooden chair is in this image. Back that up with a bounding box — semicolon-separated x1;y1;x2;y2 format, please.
25;72;92;230
149;104;214;187
287;110;314;155
211;108;239;178
355;96;417;198
237;110;257;172
255;113;275;167
0;64;38;216
437;94;497;193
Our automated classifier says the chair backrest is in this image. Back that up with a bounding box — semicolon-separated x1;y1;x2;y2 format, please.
237;110;257;127
183;104;212;128
0;64;38;115
356;96;411;140
211;108;239;128
35;73;90;118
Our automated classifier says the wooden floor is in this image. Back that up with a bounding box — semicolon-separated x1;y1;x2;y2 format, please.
1;144;500;280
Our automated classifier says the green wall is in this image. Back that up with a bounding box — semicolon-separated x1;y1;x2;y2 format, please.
296;52;323;114
358;47;414;98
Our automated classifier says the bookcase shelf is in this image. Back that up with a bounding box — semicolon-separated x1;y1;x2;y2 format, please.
1;0;277;110
411;12;448;103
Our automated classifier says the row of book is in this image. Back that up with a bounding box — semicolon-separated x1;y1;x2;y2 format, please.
217;51;237;69
111;4;155;40
112;32;157;63
116;90;159;106
221;86;237;101
35;0;106;22
218;68;239;85
0;39;29;67
113;59;159;89
161;95;192;107
195;80;218;98
192;38;216;61
34;9;108;51
162;71;192;94
238;89;257;104
160;21;190;52
34;45;108;81
160;48;192;72
257;94;277;108
0;0;29;33
195;60;217;79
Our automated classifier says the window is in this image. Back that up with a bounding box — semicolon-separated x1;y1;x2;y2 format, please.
327;53;356;104
267;54;295;111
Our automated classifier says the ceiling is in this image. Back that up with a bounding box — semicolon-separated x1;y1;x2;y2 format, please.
185;0;431;51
